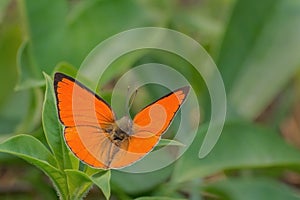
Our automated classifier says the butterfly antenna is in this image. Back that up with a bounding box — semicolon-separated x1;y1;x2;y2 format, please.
127;87;138;114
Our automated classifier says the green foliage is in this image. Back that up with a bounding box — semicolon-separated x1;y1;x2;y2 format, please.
172;122;300;183
218;0;300;119
0;0;300;199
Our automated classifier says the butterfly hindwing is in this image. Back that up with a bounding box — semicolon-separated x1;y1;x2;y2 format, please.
64;126;109;168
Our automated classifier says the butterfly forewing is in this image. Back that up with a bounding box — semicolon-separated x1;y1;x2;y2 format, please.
54;73;115;127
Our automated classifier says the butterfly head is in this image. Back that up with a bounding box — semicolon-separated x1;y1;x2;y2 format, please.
116;116;133;135
103;116;132;150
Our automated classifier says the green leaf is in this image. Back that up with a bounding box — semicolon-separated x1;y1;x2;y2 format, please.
0;56;43;135
90;171;111;200
172;122;300;183
205;178;300;200
64;170;93;200
43;73;72;170
0;134;56;165
0;134;68;199
15;41;44;90
217;0;276;90
218;0;300;119
68;151;80;170
65;169;111;200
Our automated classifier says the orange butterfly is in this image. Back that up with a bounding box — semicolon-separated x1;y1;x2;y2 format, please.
54;72;189;169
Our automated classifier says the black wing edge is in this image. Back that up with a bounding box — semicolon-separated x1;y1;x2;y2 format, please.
137;85;190;113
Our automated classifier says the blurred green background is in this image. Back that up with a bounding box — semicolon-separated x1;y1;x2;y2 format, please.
1;0;300;199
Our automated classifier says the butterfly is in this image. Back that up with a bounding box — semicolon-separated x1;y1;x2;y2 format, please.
54;72;190;169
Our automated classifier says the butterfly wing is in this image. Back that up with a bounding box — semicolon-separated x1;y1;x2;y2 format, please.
109;86;190;168
133;86;190;136
54;73;190;169
54;72;116;168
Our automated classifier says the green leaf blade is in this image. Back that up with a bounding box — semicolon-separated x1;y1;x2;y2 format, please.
65;169;111;200
64;170;93;200
0;134;68;199
90;170;111;200
42;73;73;170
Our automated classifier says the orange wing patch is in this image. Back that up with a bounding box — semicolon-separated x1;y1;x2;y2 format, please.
54;72;115;128
133;86;190;137
128;86;190;154
64;126;108;168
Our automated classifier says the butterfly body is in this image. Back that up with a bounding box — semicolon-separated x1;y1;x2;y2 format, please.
105;116;131;148
54;72;189;169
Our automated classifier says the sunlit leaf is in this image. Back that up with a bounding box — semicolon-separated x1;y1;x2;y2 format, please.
65;169;111;200
91;170;111;200
65;169;93;200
